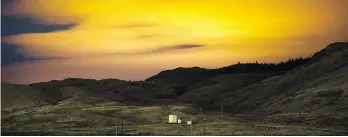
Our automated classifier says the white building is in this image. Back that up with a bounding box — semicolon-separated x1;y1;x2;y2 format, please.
168;115;178;123
187;121;192;125
178;119;182;124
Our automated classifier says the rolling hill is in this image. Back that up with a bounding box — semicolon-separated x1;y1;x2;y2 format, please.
1;41;347;135
1;83;54;111
212;42;348;128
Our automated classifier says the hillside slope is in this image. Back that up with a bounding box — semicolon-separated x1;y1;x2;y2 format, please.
58;87;111;106
30;78;179;104
214;42;348;128
1;41;347;135
1;83;54;111
179;72;274;106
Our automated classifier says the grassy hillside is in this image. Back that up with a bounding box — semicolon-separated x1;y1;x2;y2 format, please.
1;83;54;111
213;42;348;128
1;42;347;135
179;72;274;106
30;78;179;104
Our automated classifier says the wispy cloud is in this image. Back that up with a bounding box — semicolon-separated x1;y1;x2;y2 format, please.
1;16;76;36
82;44;206;57
114;23;157;29
6;44;207;63
1;43;63;65
148;44;205;54
136;34;159;39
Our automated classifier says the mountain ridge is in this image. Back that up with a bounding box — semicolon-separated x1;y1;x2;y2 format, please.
1;41;348;135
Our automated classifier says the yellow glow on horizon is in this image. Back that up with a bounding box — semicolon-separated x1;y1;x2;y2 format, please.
2;0;348;69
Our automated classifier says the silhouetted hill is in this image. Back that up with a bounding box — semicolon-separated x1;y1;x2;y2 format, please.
145;67;214;86
309;42;348;64
211;42;348;128
29;78;180;105
146;55;310;90
2;41;347;135
215;57;309;74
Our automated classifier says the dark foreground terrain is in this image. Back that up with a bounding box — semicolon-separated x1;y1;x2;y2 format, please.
1;42;348;135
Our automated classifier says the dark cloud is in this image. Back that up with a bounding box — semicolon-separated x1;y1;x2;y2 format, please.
1;43;59;66
1;15;77;65
1;44;205;65
1;16;76;36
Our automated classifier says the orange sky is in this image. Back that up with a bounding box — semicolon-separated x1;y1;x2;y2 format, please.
2;0;348;84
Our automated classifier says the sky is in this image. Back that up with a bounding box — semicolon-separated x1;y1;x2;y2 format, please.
1;0;348;84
